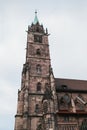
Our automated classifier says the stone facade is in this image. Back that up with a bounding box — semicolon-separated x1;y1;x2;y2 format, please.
14;12;87;130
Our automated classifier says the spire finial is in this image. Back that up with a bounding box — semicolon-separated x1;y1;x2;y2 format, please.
33;10;39;25
35;10;37;15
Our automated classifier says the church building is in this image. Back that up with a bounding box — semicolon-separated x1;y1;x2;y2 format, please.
14;12;87;130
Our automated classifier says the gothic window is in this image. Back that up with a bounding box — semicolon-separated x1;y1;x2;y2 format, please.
36;27;39;32
63;94;71;104
36;64;42;74
35;104;39;113
60;94;71;105
36;49;41;55
37;82;41;91
34;35;42;43
43;101;48;113
44;85;52;100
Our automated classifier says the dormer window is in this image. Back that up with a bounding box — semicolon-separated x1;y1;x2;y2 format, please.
61;85;68;89
34;35;42;43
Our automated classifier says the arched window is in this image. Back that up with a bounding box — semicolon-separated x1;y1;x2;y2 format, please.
36;27;39;32
63;94;71;104
36;64;41;74
37;82;41;91
36;49;41;55
43;101;48;113
35;104;39;113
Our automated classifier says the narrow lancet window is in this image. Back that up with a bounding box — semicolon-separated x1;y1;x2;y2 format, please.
36;49;41;55
37;82;41;91
36;64;41;74
35;104;39;113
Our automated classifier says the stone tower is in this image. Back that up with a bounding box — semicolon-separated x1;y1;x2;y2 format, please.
14;12;57;130
14;12;87;130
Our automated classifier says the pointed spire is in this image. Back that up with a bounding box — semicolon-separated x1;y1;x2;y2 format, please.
33;10;39;25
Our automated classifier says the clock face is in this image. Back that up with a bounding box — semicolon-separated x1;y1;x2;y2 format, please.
34;35;42;43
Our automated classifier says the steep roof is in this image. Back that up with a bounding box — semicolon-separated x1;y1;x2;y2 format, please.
55;78;87;91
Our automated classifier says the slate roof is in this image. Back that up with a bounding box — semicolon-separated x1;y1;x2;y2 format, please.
55;78;87;92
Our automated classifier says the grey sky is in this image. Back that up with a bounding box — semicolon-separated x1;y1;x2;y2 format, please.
0;0;87;130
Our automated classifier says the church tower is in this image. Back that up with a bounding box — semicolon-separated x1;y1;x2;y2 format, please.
14;12;58;130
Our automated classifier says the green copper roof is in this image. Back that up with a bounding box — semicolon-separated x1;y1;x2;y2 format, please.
33;11;39;25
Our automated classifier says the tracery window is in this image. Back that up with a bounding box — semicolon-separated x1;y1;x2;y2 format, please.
60;94;71;105
63;94;71;104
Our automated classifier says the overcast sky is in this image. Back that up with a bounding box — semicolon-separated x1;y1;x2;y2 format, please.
0;0;87;130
